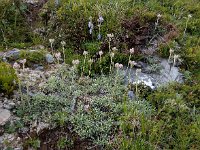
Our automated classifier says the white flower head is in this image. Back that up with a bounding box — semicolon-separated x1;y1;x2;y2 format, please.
13;62;20;70
88;59;94;64
107;33;114;38
110;52;115;58
61;41;66;46
157;14;162;18
130;48;134;54
83;51;88;55
188;14;192;18
112;47;118;51
129;60;137;66
99;51;103;56
119;64;123;69
19;59;26;64
115;63;120;68
49;39;55;44
169;48;174;54
174;54;180;60
72;59;80;65
55;52;61;60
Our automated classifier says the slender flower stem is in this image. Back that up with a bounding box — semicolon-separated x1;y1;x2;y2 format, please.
62;47;66;64
81;55;87;77
126;54;131;73
110;56;113;74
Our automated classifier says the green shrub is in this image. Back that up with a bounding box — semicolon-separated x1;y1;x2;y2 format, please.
19;50;46;66
0;0;32;47
0;62;17;95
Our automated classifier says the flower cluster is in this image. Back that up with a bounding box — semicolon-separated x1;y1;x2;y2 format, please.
72;59;80;66
115;63;123;69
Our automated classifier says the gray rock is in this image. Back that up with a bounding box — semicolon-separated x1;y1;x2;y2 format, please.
5;48;20;60
2;57;7;62
3;102;15;110
35;66;44;71
0;109;11;126
128;91;135;100
45;54;54;63
18;127;29;135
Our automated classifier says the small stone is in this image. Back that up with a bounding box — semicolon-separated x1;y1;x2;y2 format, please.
5;48;20;60
45;54;54;63
0;109;11;126
18;127;29;135
3;102;15;110
128;91;135;100
35;66;44;71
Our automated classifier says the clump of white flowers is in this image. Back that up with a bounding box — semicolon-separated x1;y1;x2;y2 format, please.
72;59;80;66
13;62;20;70
115;63;123;69
55;52;61;64
155;13;162;30
129;60;137;68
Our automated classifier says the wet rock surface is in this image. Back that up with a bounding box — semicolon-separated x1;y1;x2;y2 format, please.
123;58;183;89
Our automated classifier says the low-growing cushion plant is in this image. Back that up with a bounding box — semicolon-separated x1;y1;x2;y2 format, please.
0;62;17;95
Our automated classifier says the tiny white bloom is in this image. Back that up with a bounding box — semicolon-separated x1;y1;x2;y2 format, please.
19;59;26;64
129;60;137;66
99;51;103;56
112;47;118;51
157;14;162;18
188;14;192;18
55;52;61;60
119;64;123;69
130;48;134;54
115;63;120;68
107;33;114;38
88;59;93;63
72;59;80;65
49;39;55;44
110;52;115;58
13;62;20;69
61;41;66;46
83;51;88;55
